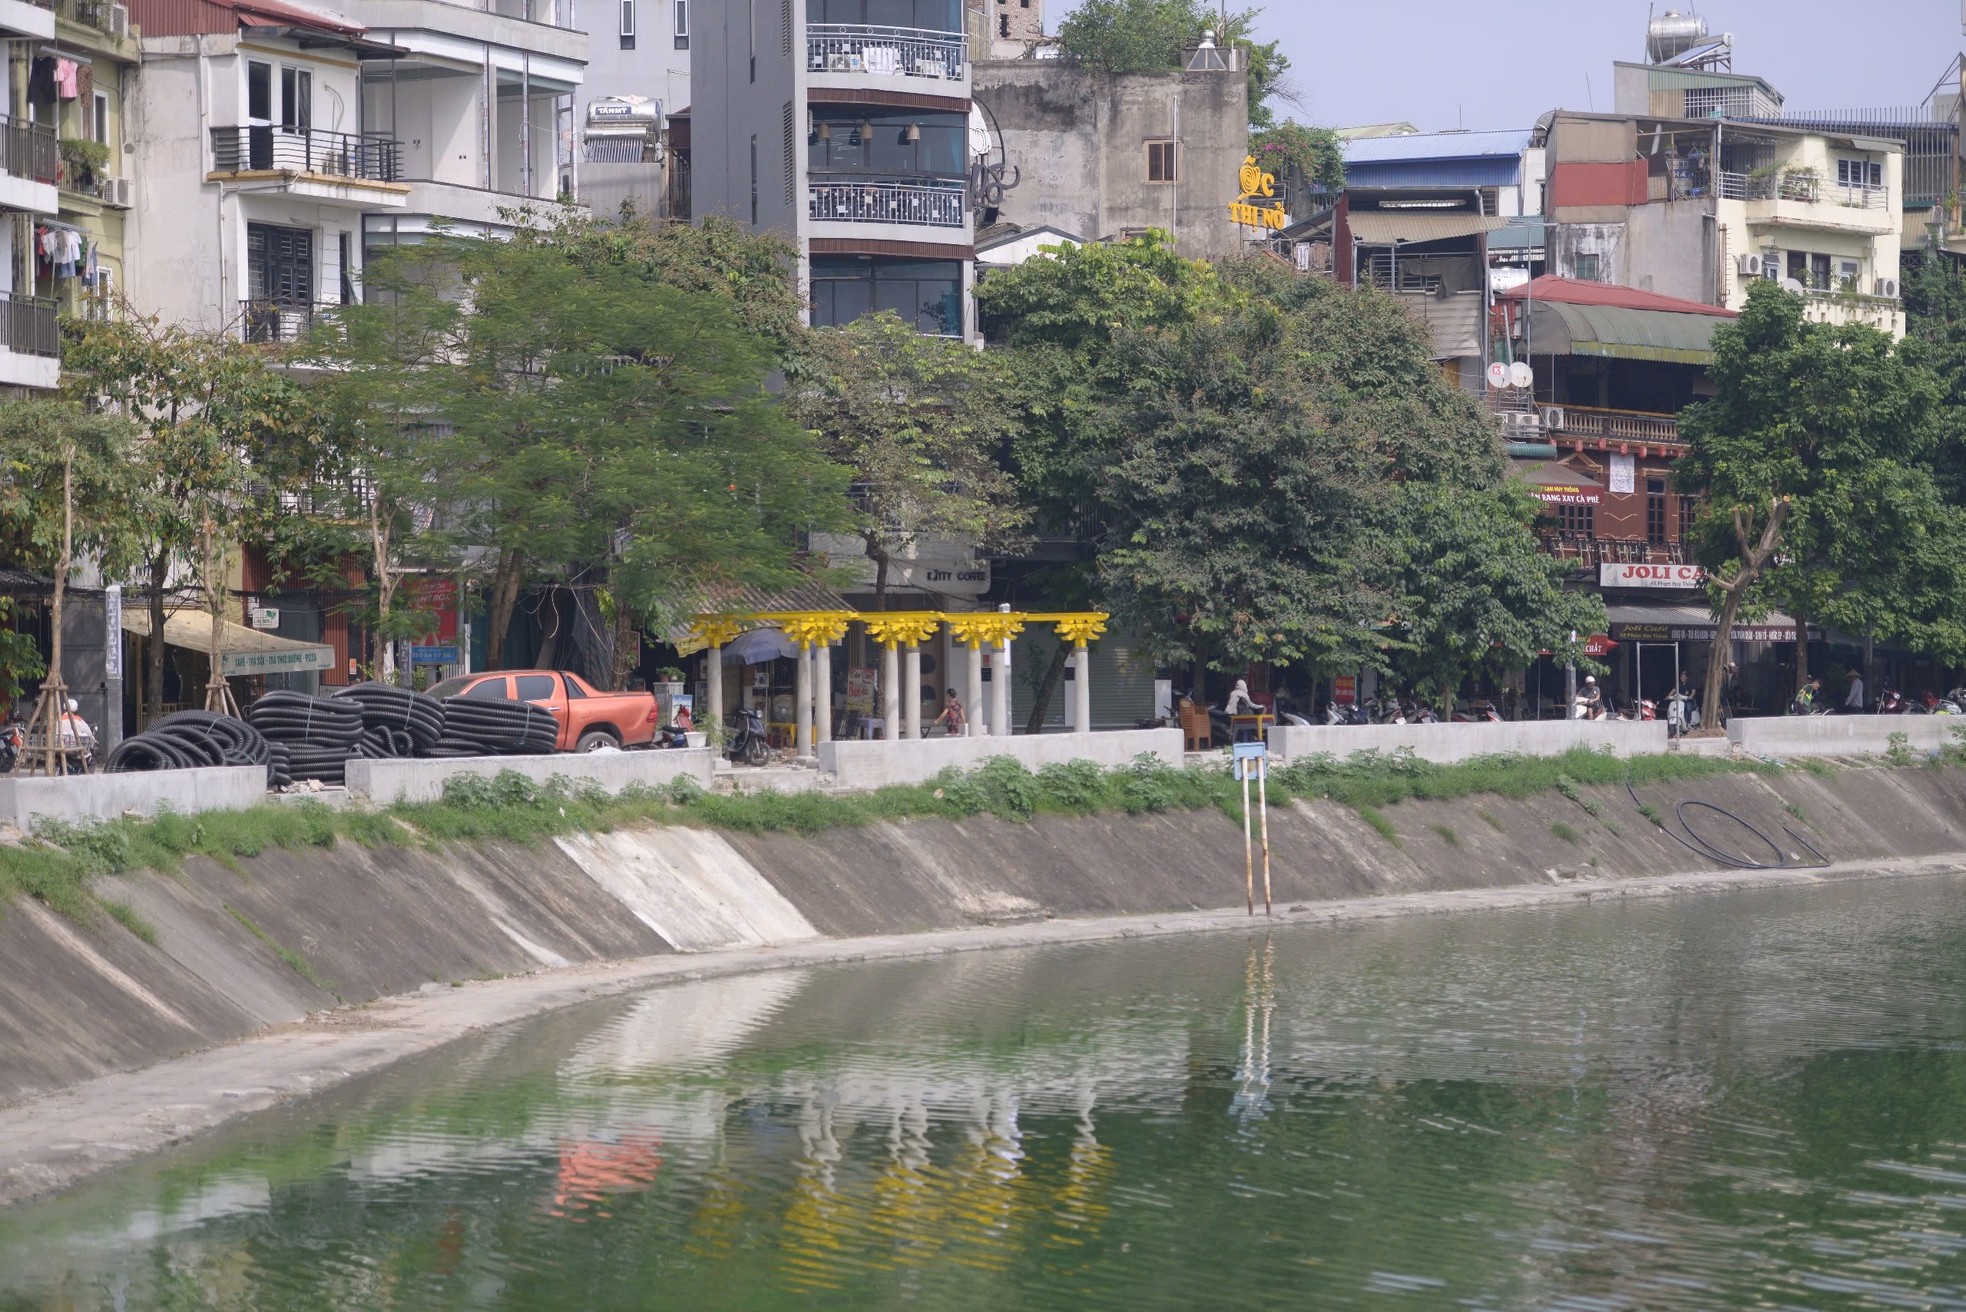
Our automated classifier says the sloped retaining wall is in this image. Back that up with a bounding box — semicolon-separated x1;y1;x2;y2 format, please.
3;763;1966;1122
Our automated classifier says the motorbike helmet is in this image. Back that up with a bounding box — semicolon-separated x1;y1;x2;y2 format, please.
1584;676;1596;685
64;698;77;713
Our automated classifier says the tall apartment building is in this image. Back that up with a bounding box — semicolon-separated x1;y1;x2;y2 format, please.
574;0;687;218
0;0;74;389
127;0;583;340
692;0;974;339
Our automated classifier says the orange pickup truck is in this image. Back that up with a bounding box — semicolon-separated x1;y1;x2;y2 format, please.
427;670;663;752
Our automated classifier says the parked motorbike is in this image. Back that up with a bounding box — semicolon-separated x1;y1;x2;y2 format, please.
1666;690;1700;736
0;720;21;773
1400;698;1440;725
724;708;770;767
1452;704;1504;723
1878;689;1909;714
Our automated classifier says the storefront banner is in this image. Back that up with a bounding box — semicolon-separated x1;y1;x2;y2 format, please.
845;668;877;713
1600;563;1706;588
1608;454;1636;495
1583;634;1617;656
1333;675;1358;705
1610;622;1825;643
1529;483;1603;506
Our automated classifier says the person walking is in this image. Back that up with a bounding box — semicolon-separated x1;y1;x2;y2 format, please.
1843;669;1865;714
933;689;966;736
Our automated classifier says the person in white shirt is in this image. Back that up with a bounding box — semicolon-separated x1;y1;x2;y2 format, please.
1843;669;1865;713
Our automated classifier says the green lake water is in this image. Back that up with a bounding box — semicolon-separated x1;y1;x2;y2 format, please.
6;874;1966;1309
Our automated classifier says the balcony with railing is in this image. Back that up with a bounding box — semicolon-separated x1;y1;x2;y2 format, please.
0;114;58;196
210;127;404;190
1715;167;1896;234
1540;533;1695;571
240;300;339;345
806;25;966;87
1543;404;1684;451
808;175;966;230
1;292;58;357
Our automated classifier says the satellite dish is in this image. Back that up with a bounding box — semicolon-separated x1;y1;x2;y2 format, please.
1487;362;1510;389
1780;277;1806;295
967;106;994;159
1509;361;1534;389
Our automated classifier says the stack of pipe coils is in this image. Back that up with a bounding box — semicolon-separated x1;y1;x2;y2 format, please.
105;710;280;786
330;683;446;758
247;691;365;785
434;696;560;756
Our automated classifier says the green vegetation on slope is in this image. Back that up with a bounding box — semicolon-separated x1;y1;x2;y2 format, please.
0;748;1790;933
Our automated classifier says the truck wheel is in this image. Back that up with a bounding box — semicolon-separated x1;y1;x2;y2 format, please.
575;729;619;753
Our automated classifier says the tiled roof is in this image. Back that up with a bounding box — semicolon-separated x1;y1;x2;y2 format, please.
1499;276;1737;318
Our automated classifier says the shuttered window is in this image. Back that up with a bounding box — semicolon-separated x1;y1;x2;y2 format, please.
246;223;314;304
783;101;796;206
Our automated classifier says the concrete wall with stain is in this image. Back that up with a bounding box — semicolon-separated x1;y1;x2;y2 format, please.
2;766;1965;1109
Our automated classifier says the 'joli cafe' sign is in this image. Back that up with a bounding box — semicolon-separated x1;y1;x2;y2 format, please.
1229;156;1288;232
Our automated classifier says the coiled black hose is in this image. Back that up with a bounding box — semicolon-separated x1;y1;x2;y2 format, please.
107;709;275;775
1627;782;1831;871
437;698;560;755
331;683;445;750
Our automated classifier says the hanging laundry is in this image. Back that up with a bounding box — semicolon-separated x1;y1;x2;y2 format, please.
53;59;78;100
34;226;52;280
28;56;55;104
55;229;81;278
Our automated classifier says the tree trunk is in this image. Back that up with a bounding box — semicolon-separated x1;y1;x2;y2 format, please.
867;535;891;612
369;496;396;684
1695;499;1790;738
1863;629;1876;709
1024;640;1068;734
1793;607;1809;692
484;545;524;672
145;553;168;727
609;598;637;690
1191;654;1207;710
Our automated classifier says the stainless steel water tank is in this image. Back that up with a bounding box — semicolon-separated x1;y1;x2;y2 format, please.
1646;10;1710;63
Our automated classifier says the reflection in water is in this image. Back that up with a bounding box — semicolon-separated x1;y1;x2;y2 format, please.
6;874;1966;1308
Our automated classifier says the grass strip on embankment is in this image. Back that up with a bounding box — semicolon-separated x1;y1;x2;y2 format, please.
0;747;1804;932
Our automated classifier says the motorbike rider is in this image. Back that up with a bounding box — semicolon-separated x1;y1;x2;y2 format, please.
58;698;94;773
1790;677;1822;716
1668;671;1699;733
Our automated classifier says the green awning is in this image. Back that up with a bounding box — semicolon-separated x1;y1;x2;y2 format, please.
1523;301;1724;365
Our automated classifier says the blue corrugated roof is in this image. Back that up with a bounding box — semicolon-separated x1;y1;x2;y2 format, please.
1341;129;1532;164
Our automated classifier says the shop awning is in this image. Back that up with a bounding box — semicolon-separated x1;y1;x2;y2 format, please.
122;608;335;677
1520;300;1727;365
1347;212;1511;244
1510;459;1604;506
1606;601;1824;643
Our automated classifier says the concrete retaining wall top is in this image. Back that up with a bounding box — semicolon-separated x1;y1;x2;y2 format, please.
345;748;716;806
1728;714;1963;757
1269;719;1670;765
0;766;268;834
818;729;1183;790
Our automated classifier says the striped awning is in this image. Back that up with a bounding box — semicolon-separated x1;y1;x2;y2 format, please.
1523;301;1726;365
1347;212;1511;244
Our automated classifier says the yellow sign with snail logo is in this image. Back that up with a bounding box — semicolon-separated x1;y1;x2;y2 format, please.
1229;155;1287;231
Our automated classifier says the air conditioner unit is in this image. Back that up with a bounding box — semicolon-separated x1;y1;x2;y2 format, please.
912;58;944;78
824;52;862;72
107;3;127;36
1875;277;1900;300
1502;411;1542;433
1736;253;1764;277
1541;406;1566;431
100;175;131;208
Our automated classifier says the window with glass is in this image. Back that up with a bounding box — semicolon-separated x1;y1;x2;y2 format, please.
807;0;960;30
1837;158;1883;188
1646;477;1668;544
1146;140;1176;182
807;109;965;177
810;257;961;336
673;0;688;47
1557;502;1594;536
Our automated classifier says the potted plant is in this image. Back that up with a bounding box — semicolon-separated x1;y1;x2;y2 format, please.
58;137;108;192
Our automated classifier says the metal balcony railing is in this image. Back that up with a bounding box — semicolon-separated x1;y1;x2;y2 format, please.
0;116;58;187
1540;534;1694;569
210;127;402;182
240;300;338;344
1716;171;1887;209
1;293;59;358
808;175;965;228
807;24;965;81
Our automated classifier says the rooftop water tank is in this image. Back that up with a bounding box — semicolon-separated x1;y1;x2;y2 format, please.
1646;10;1710;63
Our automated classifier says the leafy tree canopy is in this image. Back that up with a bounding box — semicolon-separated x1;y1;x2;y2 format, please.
1056;0;1289;128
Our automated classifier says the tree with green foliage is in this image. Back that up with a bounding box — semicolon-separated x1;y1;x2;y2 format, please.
62;317;317;718
1678;280;1958;728
1056;0;1289;127
310;231;846;686
1385;484;1606;717
1250;120;1346;208
0;400;141;760
785;312;1025;609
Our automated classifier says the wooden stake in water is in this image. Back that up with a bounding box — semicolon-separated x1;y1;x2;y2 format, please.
1240;765;1254;915
1257;756;1273;917
1234;742;1267;916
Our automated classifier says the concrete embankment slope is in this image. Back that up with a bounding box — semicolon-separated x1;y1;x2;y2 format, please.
3;766;1966;1114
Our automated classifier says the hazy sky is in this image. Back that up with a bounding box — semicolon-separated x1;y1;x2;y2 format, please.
1059;1;1964;132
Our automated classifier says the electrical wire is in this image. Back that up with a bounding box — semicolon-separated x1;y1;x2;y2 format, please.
1627;780;1831;871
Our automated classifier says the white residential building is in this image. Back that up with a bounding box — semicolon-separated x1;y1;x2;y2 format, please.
0;0;66;389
